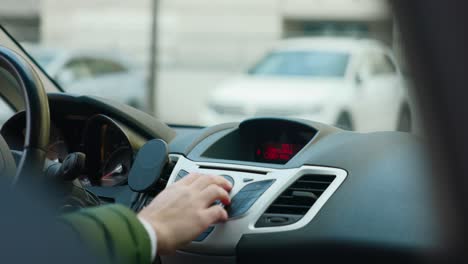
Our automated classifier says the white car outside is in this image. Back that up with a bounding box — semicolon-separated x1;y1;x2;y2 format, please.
202;37;410;132
22;44;147;110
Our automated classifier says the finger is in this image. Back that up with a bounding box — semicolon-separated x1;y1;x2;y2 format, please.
191;174;232;191
203;205;228;225
177;173;202;185
199;184;231;206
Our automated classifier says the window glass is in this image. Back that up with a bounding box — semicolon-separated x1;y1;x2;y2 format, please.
3;0;413;132
33;52;55;68
86;59;126;77
0;99;14;127
62;58;92;81
248;51;349;77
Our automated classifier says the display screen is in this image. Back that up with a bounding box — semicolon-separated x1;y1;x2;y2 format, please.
201;119;317;165
256;143;303;162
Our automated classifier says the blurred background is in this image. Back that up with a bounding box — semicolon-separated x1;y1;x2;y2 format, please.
0;0;412;132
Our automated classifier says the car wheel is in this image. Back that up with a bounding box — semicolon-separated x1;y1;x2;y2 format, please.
397;106;412;132
336;112;354;131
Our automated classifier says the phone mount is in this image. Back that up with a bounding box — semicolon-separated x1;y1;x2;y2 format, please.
128;139;169;193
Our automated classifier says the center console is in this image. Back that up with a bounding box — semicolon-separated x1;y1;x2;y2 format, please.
166;155;346;255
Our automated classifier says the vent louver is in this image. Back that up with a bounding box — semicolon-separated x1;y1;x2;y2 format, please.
255;174;336;227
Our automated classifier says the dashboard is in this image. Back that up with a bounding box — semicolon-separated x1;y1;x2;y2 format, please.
82;114;145;187
201;119;318;164
1;111;71;162
1;109;144;188
0;93;441;263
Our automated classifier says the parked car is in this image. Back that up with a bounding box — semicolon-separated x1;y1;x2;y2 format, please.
202;37;410;132
22;44;147;110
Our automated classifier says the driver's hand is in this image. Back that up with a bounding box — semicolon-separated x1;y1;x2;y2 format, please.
138;173;232;255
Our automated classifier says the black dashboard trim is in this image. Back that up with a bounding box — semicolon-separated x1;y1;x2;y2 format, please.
235;131;441;263
169;122;238;155
48;93;176;143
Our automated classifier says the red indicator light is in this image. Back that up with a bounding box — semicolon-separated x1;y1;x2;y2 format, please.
261;143;301;162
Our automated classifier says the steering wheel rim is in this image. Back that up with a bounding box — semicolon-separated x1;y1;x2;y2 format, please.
0;46;50;185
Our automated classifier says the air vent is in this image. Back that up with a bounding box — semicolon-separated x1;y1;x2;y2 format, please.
255;174;335;227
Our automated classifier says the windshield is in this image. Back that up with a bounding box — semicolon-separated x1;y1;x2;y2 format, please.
248;51;349;77
30;52;55;68
1;0;408;132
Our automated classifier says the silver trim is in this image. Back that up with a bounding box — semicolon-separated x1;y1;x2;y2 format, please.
168;154;347;255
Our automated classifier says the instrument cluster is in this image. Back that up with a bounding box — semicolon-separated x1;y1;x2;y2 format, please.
81;114;140;187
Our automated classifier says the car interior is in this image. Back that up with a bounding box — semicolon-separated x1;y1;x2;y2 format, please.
1;0;468;263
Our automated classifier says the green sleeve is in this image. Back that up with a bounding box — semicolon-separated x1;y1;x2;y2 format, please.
59;204;152;264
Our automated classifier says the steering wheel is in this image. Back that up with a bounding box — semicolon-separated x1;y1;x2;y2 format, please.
0;46;50;185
